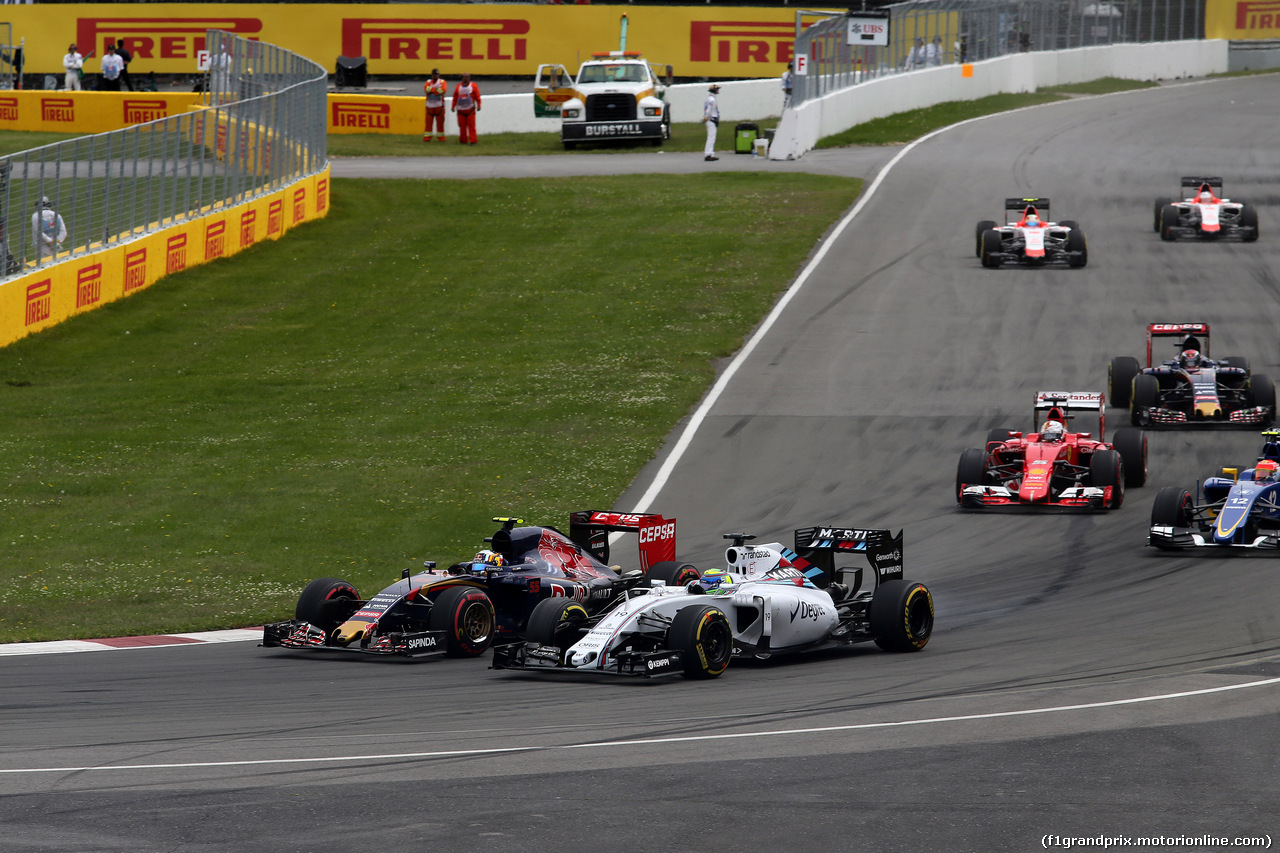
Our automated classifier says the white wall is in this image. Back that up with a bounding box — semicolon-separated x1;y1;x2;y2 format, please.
769;40;1230;160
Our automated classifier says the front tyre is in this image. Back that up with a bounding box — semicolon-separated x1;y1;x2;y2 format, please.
1153;198;1172;232
869;579;933;652
1151;486;1193;527
1066;229;1088;267
1131;374;1159;426
667;604;733;679
980;229;1002;267
1250;373;1276;424
294;577;361;634
1240;204;1259;242
524;596;589;649
1160;204;1180;241
975;220;996;257
428;585;496;657
956;447;988;503
1090;448;1125;508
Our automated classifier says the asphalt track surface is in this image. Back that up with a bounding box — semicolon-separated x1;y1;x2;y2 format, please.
4;77;1280;852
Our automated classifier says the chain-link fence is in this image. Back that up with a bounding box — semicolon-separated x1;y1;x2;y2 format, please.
793;0;1206;106
0;29;326;278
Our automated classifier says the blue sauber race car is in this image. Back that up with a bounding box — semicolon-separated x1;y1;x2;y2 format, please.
1149;430;1280;551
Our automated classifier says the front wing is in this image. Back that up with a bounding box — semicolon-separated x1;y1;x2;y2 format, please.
491;641;684;677
1148;525;1280;551
261;620;449;658
959;484;1113;511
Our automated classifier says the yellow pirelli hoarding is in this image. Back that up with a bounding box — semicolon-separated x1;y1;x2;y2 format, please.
1206;0;1280;38
5;4;807;79
0;167;331;349
0;91;202;134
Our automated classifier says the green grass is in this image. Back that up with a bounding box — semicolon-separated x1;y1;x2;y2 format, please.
0;173;859;642
1208;66;1280;79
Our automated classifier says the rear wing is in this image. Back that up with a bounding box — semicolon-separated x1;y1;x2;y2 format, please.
1146;322;1210;366
568;510;675;571
793;526;903;591
1034;391;1105;438
1181;176;1222;194
1005;196;1049;224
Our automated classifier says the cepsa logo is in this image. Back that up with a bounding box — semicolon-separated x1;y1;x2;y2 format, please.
75;17;262;61
332;102;390;130
124;248;147;293
639;521;676;544
690;20;797;64
124;99;167;124
76;264;102;309
41;98;75;123
341;17;529;62
166;233;187;274
0;97;17;121
25;279;52;327
1237;0;1280;30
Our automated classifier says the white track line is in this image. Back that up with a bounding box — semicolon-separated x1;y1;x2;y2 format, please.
3;675;1276;775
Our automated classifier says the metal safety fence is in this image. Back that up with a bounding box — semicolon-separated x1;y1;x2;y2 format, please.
793;0;1206;106
0;29;326;278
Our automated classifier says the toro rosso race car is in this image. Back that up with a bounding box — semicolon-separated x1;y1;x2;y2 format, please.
261;511;691;660
957;391;1147;511
975;197;1088;268
492;526;933;680
1108;323;1275;427
1154;177;1259;242
1149;430;1280;551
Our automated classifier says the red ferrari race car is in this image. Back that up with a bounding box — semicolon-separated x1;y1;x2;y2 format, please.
956;391;1147;511
1154;177;1258;242
975;197;1088;268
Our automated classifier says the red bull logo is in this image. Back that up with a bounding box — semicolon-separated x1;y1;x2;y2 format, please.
340;17;529;61
124;99;167;124
41;98;75;124
0;97;17;122
240;209;257;248
25;280;52;327
332;102;390;130
267;199;283;236
292;187;306;224
76;264;102;309
1236;0;1280;29
205;220;226;260
124;249;147;293
689;20;797;64
166;233;187;274
75;16;262;60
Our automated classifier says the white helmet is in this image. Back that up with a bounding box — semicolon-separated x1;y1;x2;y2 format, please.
1041;420;1065;442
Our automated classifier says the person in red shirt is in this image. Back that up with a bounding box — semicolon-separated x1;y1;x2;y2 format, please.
423;69;447;142
451;72;481;145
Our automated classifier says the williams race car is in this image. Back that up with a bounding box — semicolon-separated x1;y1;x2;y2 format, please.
975;197;1088;268
492;526;933;680
1154;177;1258;242
1108;322;1275;427
1149;430;1280;551
956;391;1146;511
261;511;692;660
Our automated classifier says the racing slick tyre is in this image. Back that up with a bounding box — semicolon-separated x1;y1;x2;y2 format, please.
1249;373;1276;424
1152;199;1172;232
980;229;1003;267
869;579;933;653
1240;204;1259;242
666;604;733;679
1090;449;1125;508
1131;374;1159;426
985;428;1015;452
1058;219;1080;232
524;596;590;650
294;577;361;634
428;585;496;657
1109;357;1141;408
1151;486;1193;528
956;448;988;503
644;561;700;588
1159;204;1180;241
1111;427;1148;488
975;220;996;257
1066;229;1088;267
1223;356;1251;371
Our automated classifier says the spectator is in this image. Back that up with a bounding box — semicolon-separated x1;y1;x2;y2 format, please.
926;35;943;66
62;43;83;91
31;197;67;262
451;72;481;144
903;37;926;70
702;83;720;162
115;39;133;91
423;68;447;142
99;45;123;91
780;61;793;109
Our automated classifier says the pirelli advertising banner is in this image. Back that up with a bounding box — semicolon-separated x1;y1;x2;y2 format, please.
1205;0;1280;38
6;4;804;79
0;91;202;134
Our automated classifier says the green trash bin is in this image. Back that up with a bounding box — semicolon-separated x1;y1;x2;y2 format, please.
734;122;759;155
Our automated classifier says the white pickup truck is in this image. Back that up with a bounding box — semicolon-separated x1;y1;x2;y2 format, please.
534;51;673;149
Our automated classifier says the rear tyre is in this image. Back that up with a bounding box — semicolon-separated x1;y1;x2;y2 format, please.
1090;448;1124;508
524;596;589;649
1058;219;1080;231
985;428;1015;452
1151;486;1193;528
975;220;996;257
1223;356;1251;371
1109;356;1141;408
294;577;361;634
667;604;733;679
956;448;988;503
645;560;700;588
869;579;933;652
1240;204;1259;242
1152;198;1172;232
428;585;496;657
1066;228;1088;267
1131;374;1159;425
981;229;1002;267
1160;204;1180;241
1250;373;1276;424
1111;427;1148;488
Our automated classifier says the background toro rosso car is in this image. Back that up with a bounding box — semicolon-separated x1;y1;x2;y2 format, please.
1108;323;1275;427
262;511;691;660
975;197;1088;268
492;526;933;680
1149;430;1280;551
1154;177;1259;242
956;391;1147;511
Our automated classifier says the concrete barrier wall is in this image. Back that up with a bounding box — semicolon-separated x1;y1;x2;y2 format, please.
769;40;1230;160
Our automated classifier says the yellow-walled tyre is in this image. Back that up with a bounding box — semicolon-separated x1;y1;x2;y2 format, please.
869;579;933;652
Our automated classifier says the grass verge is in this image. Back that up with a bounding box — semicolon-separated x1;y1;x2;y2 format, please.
0;172;860;641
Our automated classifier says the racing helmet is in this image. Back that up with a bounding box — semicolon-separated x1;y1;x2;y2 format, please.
1025;213;1039;226
1199;190;1213;203
472;549;506;571
1256;459;1279;482
691;568;732;594
1179;349;1202;369
1040;420;1065;442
